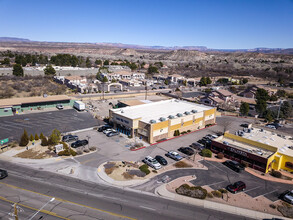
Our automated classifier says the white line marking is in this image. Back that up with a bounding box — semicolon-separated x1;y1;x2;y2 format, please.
208;180;226;187
139;206;156;211
244;186;261;193
204;160;226;172
254;189;278;199
0;126;12;131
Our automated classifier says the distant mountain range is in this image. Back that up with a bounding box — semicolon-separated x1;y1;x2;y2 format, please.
0;37;292;54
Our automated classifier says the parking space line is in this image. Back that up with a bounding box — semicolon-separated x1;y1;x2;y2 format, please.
254;189;278;199
1;122;23;129
5;121;32;128
207;180;226;187
0;126;12;131
244;186;261;193
203;160;227;172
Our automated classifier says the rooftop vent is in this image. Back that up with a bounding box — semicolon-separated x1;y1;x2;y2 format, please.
176;113;183;117
150;119;156;124
184;111;190;115
168;115;175;119
191;109;198;113
174;99;179;102
159;117;166;122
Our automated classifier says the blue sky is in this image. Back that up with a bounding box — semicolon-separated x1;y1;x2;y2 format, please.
0;0;292;49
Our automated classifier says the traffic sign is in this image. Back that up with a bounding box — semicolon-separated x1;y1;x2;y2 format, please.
0;138;9;145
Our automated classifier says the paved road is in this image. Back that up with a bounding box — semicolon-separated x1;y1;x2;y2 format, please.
0;109;103;141
133;160;291;202
0;161;251;220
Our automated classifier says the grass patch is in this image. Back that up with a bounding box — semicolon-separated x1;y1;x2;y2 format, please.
174;161;193;168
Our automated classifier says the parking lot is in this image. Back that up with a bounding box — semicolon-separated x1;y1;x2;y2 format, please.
0;109;102;141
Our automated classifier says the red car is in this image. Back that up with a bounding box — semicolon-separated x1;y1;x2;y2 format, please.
227;181;246;193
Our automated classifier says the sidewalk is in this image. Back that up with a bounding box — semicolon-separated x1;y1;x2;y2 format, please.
155;184;291;220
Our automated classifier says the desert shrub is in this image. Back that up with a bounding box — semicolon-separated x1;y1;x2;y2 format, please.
217;152;224;159
152;170;158;173
174;161;193;168
70;149;77;156
83;148;90;153
105;167;115;175
60;141;68;149
47;145;54;151
139;164;150;175
207;192;213;198
277;203;293;218
269;204;276;209
34;134;39;141
201;149;212;158
76;150;83;155
122;172;134;179
271;170;282;178
173;130;180;136
48;129;61;145
241;161;249;168
41;137;48;146
58;150;70;156
89;146;96;151
211;190;222;198
187;130;191;133
29;134;34;141
176;184;207;200
218;188;228;194
181;131;187;135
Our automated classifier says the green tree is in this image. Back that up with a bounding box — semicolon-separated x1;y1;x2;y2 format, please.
48;129;61;145
206;77;212;84
39;132;44;140
86;57;91;68
147;65;158;74
240;102;249;116
44;65;56;75
200;77;207;86
164;79;169;85
256;99;267;116
242;78;248;84
19;129;29;146
102;76;108;83
269;95;278;101
281;101;293;119
255;88;270;101
276;90;286;98
183;80;187;86
12;64;24;77
103;60;109;66
29;134;34;141
41;137;48;146
111;79;117;83
264;110;274;122
35;134;39;141
1;58;10;65
96;72;103;81
95;59;102;65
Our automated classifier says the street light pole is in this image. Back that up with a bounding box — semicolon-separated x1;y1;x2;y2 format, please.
277;100;283;120
28;197;55;220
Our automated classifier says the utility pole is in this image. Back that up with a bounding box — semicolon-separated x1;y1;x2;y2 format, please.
145;84;148;100
277;99;283;120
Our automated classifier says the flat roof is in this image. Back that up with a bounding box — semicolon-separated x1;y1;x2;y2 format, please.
242;128;293;157
118;99;148;106
0;95;71;108
111;99;213;123
216;136;274;159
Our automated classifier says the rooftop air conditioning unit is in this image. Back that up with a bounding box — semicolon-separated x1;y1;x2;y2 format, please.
159;117;166;121
191;109;198;113
150;119;156;124
184;111;190;115
168;115;175;119
176;113;183;117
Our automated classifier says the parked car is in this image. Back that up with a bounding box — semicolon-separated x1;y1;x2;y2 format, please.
107;131;119;137
103;128;116;135
155;155;168;165
142;156;162;170
165;151;183;161
265;124;276;129
178;147;194;156
223;160;245;172
62;134;79;142
71;139;88;148
280;190;293;204
98;125;112;132
227;181;246;193
56;104;63;110
240;123;249;128
0;169;8;179
190;142;204;150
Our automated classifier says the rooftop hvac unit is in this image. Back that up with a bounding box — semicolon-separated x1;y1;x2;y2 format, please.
174;99;179;102
150;119;156;124
176;113;183;117
168;115;175;119
191;109;198;113
159;117;166;121
184;111;190;115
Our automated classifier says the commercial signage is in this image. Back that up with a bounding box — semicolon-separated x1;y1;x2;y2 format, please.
55;144;64;153
227;147;247;157
0;138;9;145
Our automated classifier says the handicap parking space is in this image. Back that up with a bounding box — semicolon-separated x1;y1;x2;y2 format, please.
0;109;102;141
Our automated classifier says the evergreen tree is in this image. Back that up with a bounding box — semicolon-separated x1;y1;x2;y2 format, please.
40;132;44;139
240;102;249;116
19;129;29;146
48;129;61;145
44;65;56;75
41;137;48;146
86;57;91;68
200;77;207;86
35;134;39;140
95;59;102;65
102;76;108;83
30;134;34;141
206;77;212;84
103;60;109;65
12;64;24;77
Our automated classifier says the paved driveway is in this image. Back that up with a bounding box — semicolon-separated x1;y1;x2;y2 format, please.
0;109;102;141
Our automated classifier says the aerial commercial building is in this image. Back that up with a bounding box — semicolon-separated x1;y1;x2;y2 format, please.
211;129;293;173
109;99;216;144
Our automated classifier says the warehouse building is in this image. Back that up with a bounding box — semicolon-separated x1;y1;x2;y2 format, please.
211;129;293;173
0;95;74;116
109;99;216;144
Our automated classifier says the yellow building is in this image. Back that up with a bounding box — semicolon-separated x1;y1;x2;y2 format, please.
109;99;216;144
211;129;293;173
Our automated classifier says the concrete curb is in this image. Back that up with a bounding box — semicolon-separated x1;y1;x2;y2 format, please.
155;184;290;220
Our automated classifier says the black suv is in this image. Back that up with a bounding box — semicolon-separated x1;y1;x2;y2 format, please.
0;169;8;179
178;147;195;156
223;160;245;172
98;125;112;132
62;134;78;142
71;140;88;148
155;155;168;166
